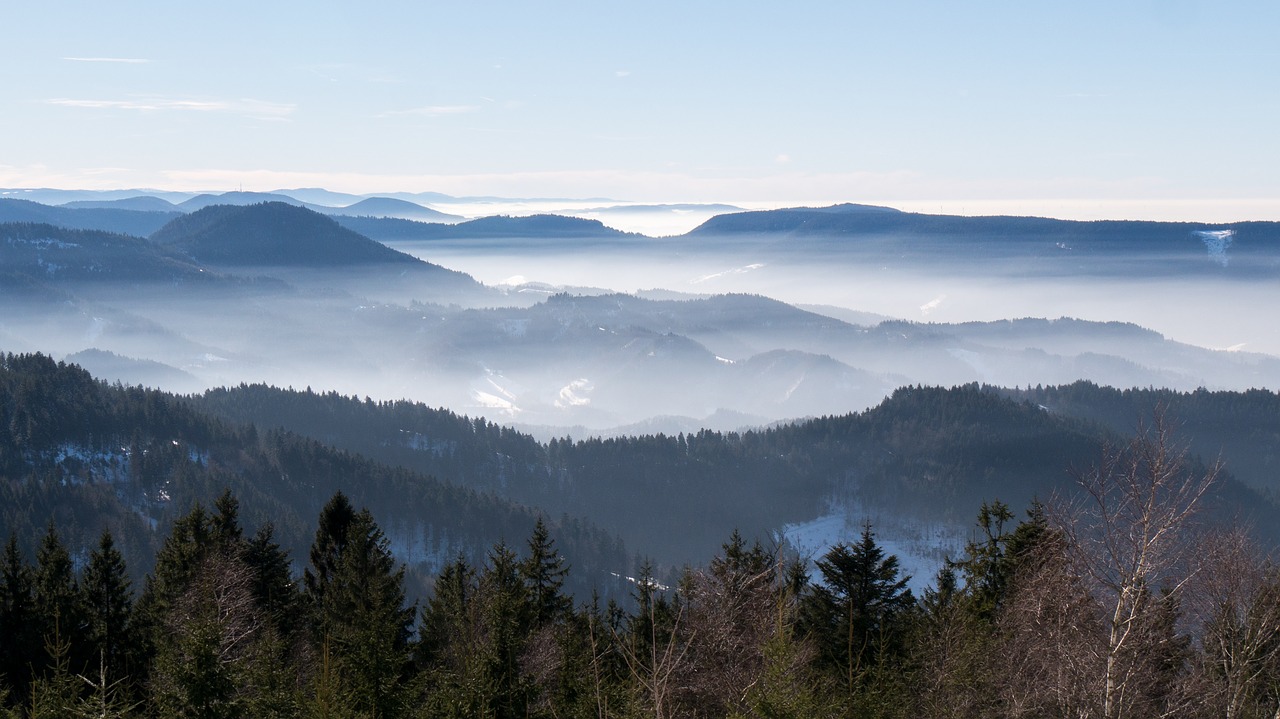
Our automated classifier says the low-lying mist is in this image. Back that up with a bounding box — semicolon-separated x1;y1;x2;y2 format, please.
403;238;1280;358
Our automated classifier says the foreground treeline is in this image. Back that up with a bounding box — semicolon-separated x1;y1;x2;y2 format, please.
3;420;1280;719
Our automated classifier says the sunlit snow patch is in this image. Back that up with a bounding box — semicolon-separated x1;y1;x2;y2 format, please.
1195;229;1234;267
555;378;594;408
471;390;520;415
691;263;766;284
920;294;946;315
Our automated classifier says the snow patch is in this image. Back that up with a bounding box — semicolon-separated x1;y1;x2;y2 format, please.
472;390;520;414
556;378;594;408
1195;229;1234;267
781;508;963;593
920;294;947;315
691;263;766;284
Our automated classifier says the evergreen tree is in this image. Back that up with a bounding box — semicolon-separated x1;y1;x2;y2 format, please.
416;555;475;668
80;530;136;693
27;622;82;719
242;523;303;645
304;491;357;622
32;522;87;675
0;534;37;704
802;524;913;697
949;500;1015;621
522;518;571;626
478;541;535;719
149;552;295;719
308;503;414;719
210;489;244;548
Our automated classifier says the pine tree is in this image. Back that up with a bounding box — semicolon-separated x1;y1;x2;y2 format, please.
27;620;82;719
416;555;475;668
949;500;1015;621
210;489;244;548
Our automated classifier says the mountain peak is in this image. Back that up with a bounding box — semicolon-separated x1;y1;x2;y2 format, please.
150;202;420;267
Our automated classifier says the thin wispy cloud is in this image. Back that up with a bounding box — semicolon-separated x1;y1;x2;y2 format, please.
46;97;295;119
379;105;481;118
62;56;150;64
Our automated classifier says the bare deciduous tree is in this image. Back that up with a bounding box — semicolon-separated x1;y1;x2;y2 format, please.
1187;528;1280;719
1055;410;1217;719
997;529;1104;719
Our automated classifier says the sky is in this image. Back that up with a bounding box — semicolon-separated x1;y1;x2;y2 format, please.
3;1;1278;221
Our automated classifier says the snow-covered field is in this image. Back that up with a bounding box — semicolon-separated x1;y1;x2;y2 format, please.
781;507;965;593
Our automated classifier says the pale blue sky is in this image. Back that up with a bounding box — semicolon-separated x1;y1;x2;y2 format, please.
3;1;1278;219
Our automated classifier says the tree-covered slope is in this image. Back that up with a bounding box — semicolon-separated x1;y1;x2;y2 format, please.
0;222;212;283
192;380;1280;566
0;198;179;236
150;202;430;267
0;353;627;599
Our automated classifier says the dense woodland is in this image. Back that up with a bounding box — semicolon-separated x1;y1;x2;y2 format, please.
193;380;1280;564
0;353;627;600
4;352;1280;716
3;462;1280;717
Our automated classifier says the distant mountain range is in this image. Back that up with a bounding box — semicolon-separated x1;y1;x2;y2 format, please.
4;201;1277;430
8;191;1278;279
685;203;1280;275
336;213;637;242
4;190;1280;585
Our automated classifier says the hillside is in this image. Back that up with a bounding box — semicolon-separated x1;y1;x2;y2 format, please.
150;202;425;267
336;213;636;242
686;204;1280;276
0;198;179;236
322;197;462;221
191;380;1280;566
0;222;214;283
0;353;627;599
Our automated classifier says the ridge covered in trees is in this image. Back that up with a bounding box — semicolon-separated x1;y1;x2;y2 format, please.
193;380;1280;564
0;352;627;601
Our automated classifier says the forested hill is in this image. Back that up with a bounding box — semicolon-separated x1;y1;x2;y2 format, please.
334;213;637;242
0;222;213;283
688;203;1280;250
149;202;434;267
0;353;627;599
192;381;1280;566
0;197;179;236
1002;381;1280;496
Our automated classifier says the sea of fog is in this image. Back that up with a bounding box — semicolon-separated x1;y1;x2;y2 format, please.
395;241;1280;359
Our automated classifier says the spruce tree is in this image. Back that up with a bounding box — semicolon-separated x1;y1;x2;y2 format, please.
479;541;535;719
803;524;913;696
0;535;37;703
80;530;135;685
307;502;413;719
522;518;570;626
33;523;87;676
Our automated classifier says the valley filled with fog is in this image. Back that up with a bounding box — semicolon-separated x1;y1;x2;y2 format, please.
4;191;1279;591
411;237;1280;358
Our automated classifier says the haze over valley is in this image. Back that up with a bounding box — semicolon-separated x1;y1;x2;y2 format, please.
4;189;1280;586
